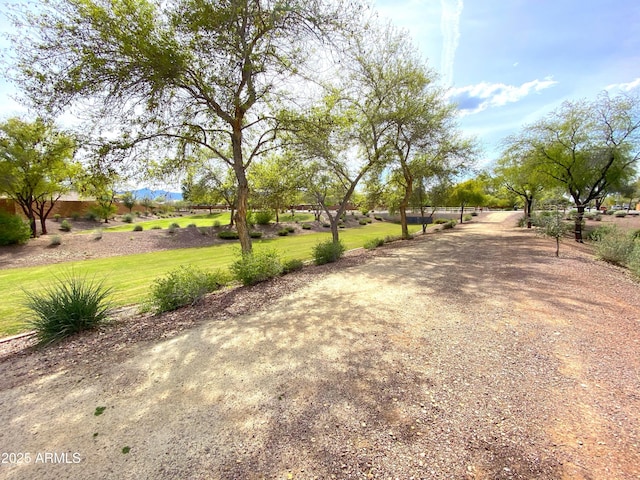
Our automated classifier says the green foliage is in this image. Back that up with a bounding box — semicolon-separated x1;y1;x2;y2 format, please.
218;230;239;240
53;214;61;222
593;226;635;266
442;220;456;229
614;210;628;217
463;214;473;221
213;220;221;228
148;266;227;314
253;210;274;225
249;231;263;238
286;226;295;233
313;239;345;265
364;237;384;249
49;235;62;246
24;273;113;345
358;219;369;225
230;249;283;286
587;225;615;242
374;215;383;221
433;218;449;224
59;219;72;232
535;211;572;256
0;212;32;245
282;258;304;274
169;222;180;229
151;225;162;230
627;242;640;277
123;213;134;223
384;235;403;243
133;225;143;232
277;229;289;236
301;223;312;230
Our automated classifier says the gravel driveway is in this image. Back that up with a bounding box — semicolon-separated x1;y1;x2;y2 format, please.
1;211;639;479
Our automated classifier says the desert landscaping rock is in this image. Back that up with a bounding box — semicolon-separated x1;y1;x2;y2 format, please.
1;211;639;479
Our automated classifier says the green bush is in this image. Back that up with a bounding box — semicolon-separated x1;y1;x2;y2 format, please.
49;235;62;247
0;212;32;245
358;219;369;225
301;223;312;230
148;266;227;313
230;249;283;286
133;225;143;232
187;223;197;228
253;211;274;225
594;226;635;266
249;231;263;238
627;242;640;278
123;213;134;223
53;214;61;222
24;273;113;345
313;239;345;265
169;222;180;229
364;237;385;249
462;214;473;222
442;220;456;229
59;219;72;232
213;220;221;228
614;210;627;218
151;225;162;230
218;230;239;240
277;229;289;236
434;218;449;224
374;215;383;221
286;226;295;233
282;258;304;274
587;225;615;242
70;212;81;220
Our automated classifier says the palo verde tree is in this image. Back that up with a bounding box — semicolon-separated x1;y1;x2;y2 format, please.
249;153;303;222
8;0;359;253
520;92;640;241
448;178;486;223
494;141;549;228
0;117;78;236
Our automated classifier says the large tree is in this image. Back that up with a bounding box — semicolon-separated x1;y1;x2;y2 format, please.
0;117;78;236
9;0;356;252
523;92;640;241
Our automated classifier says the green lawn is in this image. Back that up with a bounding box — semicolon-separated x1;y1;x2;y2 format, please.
0;222;422;337
97;212;316;232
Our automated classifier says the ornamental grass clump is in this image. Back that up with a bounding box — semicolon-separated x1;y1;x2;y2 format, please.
148;266;228;314
24;273;113;346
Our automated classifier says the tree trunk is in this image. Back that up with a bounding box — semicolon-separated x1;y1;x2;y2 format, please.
40;217;48;235
556;237;560;257
459;203;465;223
29;216;37;237
420;205;427;234
574;205;585;242
229;206;235;226
231;125;251;253
399;206;409;239
525;196;534;228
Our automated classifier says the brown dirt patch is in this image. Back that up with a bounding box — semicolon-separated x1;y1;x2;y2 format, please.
1;212;639;479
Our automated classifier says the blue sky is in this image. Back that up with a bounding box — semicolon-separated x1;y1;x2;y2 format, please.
1;0;639;169
374;0;640;165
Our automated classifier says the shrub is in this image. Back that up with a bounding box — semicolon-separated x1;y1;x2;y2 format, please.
230;249;283;285
587;225;615;242
358;219;369;225
277;229;289;236
594;226;635;266
49;235;62;247
614;210;628;218
187;223;197;228
384;235;402;243
253;210;274;225
516;215;528;228
169;222;180;229
0;212;32;246
133;225;143;232
70;212;81;220
148;266;227;313
434;218;449;224
360;209;369;216
322;223;330;228
218;230;239;240
282;258;304;274
123;213;134;223
59;220;72;232
364;237;385;249
374;215;383;221
24;273;113;345
198;227;210;236
301;223;312;230
313;239;345;265
249;231;263;238
286;226;295;233
151;225;162;230
628;243;640;278
462;214;473;222
442;220;456;229
53;214;61;222
213;220;221;228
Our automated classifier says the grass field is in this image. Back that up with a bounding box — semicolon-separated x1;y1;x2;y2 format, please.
97;212;316;232
0;222;423;337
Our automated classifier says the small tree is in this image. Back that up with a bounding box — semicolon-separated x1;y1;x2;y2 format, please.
121;191;136;213
449;179;486;223
535;211;572;257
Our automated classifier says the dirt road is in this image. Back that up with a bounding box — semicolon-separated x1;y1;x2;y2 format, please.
1;211;639;479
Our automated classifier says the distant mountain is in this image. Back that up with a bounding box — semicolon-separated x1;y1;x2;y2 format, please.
129;188;183;201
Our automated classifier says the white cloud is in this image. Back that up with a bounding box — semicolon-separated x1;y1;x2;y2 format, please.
448;77;558;116
605;78;640;92
440;0;463;86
